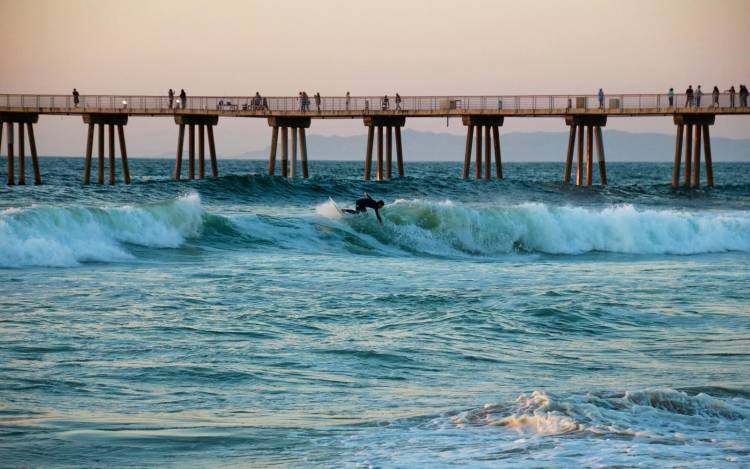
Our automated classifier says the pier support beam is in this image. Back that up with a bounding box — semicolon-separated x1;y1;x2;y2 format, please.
461;115;504;179
672;114;715;188
563;115;607;186
363;116;406;181
267;117;311;178
1;113;41;185
82;114;130;185
174;115;219;180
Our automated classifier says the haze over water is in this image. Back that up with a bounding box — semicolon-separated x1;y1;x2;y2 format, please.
1;158;749;466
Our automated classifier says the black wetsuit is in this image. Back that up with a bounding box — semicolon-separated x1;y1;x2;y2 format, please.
344;196;382;222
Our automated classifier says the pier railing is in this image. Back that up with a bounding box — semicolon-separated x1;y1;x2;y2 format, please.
0;93;745;113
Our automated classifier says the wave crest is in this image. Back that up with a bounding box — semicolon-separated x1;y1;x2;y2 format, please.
0;192;204;267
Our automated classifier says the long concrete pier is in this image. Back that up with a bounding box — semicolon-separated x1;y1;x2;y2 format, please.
1;92;748;187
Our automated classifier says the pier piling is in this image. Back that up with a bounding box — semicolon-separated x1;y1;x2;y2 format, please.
6;122;14;185
564;115;607;186
462;116;504;179
267;117;310;178
174;115;219;180
82;114;129;184
363;116;406;180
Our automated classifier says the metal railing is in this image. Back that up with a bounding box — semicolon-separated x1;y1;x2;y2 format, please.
0;92;747;113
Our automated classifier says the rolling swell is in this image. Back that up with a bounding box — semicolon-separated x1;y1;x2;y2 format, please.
3;190;750;267
322;199;750;257
0;192;204;267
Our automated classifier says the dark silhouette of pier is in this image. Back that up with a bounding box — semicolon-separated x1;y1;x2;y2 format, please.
1;92;748;187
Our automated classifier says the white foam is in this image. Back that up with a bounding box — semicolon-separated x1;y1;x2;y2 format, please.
0;192;204;268
356;200;750;257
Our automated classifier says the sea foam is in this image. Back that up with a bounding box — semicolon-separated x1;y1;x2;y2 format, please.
0;192;204;267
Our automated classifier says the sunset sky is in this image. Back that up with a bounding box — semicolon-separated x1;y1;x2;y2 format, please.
2;0;749;156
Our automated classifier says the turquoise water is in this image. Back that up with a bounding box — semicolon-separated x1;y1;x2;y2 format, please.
1;158;750;467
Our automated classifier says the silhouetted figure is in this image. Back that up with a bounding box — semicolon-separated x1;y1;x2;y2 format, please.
179;89;186;109
695;85;703;107
382;95;389;110
395;93;402;110
685;85;694;107
314;92;321;111
341;192;384;224
598;88;604;108
668;88;674;107
739;85;748;107
72;88;80;107
727;86;736;107
168;89;174;109
254;91;262;110
712;86;720;107
345;91;350;111
302;91;310;111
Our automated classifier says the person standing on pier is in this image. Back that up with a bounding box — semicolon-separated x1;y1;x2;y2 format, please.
179;89;186;109
685;85;694;107
598;88;604;108
314;92;321;111
727;86;736;107
395;93;402;110
712;86;720;107
739;85;748;107
382;95;389;110
345;91;351;111
668;88;674;107
168;89;174;109
72;88;80;107
695;85;703;108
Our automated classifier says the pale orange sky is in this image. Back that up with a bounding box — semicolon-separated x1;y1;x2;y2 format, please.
1;0;749;156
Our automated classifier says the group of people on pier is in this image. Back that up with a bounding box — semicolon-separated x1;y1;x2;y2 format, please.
167;89;187;109
671;84;748;108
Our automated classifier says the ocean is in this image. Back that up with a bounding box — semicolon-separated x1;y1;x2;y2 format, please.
1;157;749;467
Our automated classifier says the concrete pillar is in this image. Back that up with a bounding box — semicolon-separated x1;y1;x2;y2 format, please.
703;124;713;187
108;124;115;185
97;123;104;185
6;122;14;186
174;124;185;180
575;124;583;186
493;125;502;179
684;124;692;188
692;124;701;188
463;124;473;180
27;123;41;185
364;125;374;181
18;122;25;185
268;126;279;176
475;125;482;179
484;126;491;180
117;124;130;184
376;125;383;181
84;123;94;184
595;126;607;185
672;124;683;188
564;124;576;184
198;124;205;179
281;126;288;177
386;125;392;179
395;126;404;177
188;124;195;180
299;127;309;179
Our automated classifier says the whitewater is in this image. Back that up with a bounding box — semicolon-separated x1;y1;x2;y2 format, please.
1;158;749;467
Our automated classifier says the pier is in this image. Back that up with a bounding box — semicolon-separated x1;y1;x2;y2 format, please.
1;92;748;187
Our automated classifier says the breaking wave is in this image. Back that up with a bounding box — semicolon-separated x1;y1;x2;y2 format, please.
0;192;204;267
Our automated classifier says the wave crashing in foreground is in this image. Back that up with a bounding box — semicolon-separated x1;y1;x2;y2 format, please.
2;193;750;267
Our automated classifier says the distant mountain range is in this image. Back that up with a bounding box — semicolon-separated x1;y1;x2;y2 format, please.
158;129;750;162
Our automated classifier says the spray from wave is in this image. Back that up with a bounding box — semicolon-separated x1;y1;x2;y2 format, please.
0;192;204;267
318;199;750;257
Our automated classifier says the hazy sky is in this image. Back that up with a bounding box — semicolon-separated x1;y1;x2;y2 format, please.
2;0;749;156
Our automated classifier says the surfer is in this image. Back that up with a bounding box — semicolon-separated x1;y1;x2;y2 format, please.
342;192;384;224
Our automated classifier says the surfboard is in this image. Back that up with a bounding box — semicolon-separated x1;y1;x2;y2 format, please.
329;197;343;215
